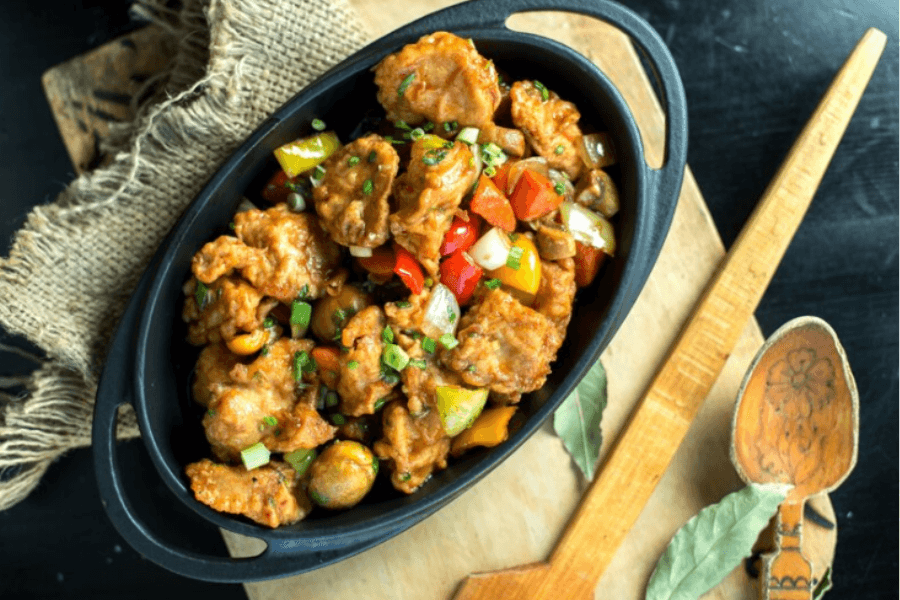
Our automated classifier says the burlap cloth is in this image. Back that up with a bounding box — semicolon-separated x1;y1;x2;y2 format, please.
0;0;369;510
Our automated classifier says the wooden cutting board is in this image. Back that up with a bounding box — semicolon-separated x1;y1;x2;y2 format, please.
43;2;838;598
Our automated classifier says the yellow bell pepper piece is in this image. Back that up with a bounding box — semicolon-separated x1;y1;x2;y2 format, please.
450;406;517;456
488;234;541;305
420;134;452;151
435;385;489;437
273;131;341;178
226;329;268;355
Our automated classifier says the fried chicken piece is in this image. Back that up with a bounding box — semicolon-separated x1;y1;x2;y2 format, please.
337;306;397;416
312;134;399;248
386;300;465;415
374;31;501;127
192;205;341;303
185;459;312;528
192;342;242;407
201;338;335;461
373;400;450;494
510;80;584;179
532;257;577;346
182;276;277;346
389;139;477;276
442;289;559;401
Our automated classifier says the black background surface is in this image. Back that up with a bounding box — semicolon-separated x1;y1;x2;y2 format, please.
0;1;896;598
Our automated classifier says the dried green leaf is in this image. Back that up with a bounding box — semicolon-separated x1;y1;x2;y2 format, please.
646;483;791;600
813;567;832;599
553;360;606;480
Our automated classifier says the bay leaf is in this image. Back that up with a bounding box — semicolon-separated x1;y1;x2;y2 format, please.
645;483;791;600
553;359;606;480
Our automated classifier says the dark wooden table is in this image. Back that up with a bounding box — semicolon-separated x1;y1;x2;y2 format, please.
0;1;895;598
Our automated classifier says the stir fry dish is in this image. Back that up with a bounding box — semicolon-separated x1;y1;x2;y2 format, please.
182;32;620;528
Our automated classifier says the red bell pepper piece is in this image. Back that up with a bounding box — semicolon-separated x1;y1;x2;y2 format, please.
509;169;564;221
491;162;513;195
393;244;425;294
469;175;516;232
440;213;482;256
357;245;395;278
261;170;295;204
573;241;606;287
439;250;483;304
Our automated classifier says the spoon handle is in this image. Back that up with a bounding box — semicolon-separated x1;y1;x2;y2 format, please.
764;502;812;600
547;28;886;583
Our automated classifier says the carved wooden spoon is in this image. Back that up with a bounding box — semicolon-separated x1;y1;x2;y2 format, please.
731;317;859;600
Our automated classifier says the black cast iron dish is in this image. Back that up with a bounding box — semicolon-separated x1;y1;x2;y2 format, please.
93;0;687;583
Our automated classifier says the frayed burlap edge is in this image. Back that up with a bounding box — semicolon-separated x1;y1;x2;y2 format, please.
0;0;368;511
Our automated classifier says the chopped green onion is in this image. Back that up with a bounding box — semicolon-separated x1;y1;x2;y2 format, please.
374;397;388;411
381;366;400;385
291;300;312;327
533;80;549;101
287;192;306;212
394;120;412;131
262;415;278;427
228;221;235;231
195;281;209;310
555;144;565;155
554;182;565;195
309;489;329;505
395;300;412;309
381;326;394;344
423;122;435;132
330;413;346;426
260;346;269;356
400;472;411;482
362;179;374;195
483;165;496;177
311;118;326;131
262;316;275;328
284;448;316;477
207;408;216;417
372;456;380;474
439;333;459;350
506;245;524;270
368;150;377;163
456;127;480;145
447;305;456;323
422;337;436;353
482;142;503;157
325;390;339;408
467;365;477;372
397;73;416;96
410;127;425;141
348;156;361;167
240;442;270;470
292;351;316;381
311;165;326;185
422;149;448;166
298;284;310;300
347;360;359;370
409;358;427;370
424;277;434;287
382;343;410;371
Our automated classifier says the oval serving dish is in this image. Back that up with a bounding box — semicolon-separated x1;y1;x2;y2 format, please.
93;0;687;583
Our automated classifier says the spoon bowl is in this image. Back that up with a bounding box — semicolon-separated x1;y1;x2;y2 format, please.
731;316;859;599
